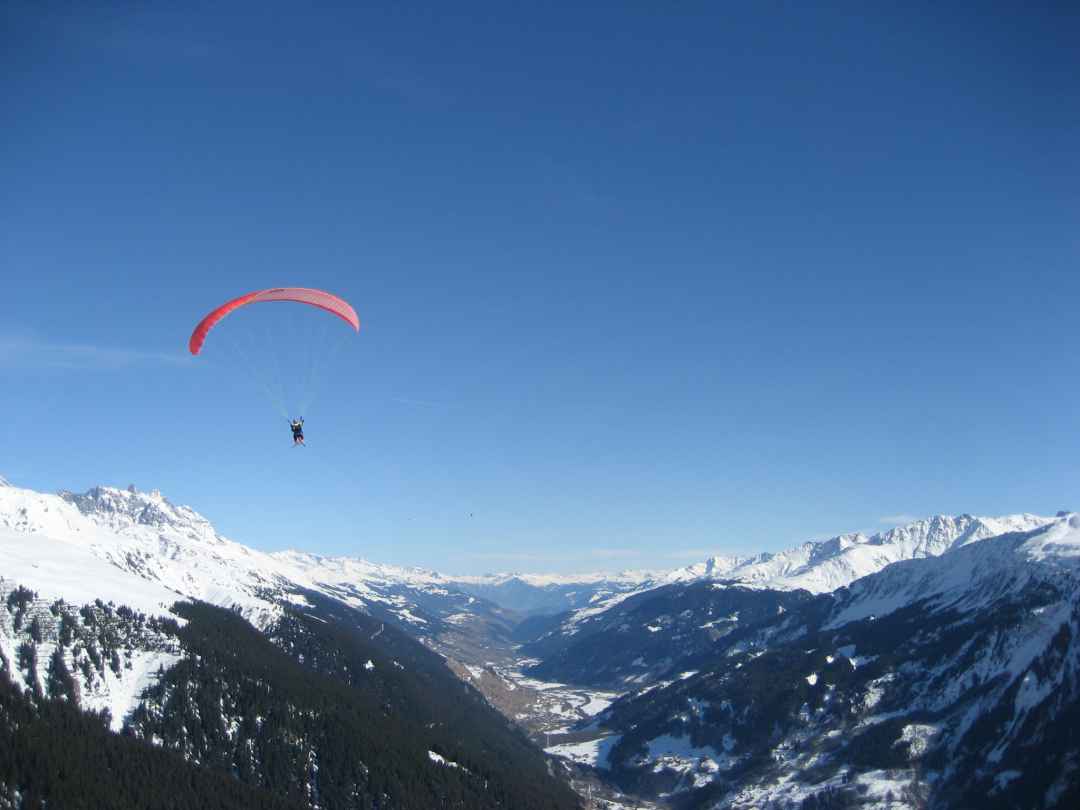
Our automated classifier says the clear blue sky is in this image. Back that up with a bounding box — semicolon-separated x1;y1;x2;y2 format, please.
3;2;1078;574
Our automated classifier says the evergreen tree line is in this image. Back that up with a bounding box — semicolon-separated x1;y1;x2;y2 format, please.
0;669;305;810
126;599;580;810
0;585;180;711
1;583;581;809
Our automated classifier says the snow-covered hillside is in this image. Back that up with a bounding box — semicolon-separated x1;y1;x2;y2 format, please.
583;517;1080;808
442;516;1054;624
0;478;1060;656
6;476;1048;633
0;481;485;631
0;479;520;728
666;513;1055;593
1;478;1058;669
549;512;1055;638
2;476;1077;807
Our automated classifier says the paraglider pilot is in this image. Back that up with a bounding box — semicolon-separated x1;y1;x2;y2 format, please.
290;417;305;446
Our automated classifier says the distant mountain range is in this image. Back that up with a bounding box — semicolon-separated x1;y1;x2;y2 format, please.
2;475;1077;809
517;513;1056;682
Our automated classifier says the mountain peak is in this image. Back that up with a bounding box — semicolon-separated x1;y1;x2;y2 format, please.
57;484;217;539
658;511;1056;595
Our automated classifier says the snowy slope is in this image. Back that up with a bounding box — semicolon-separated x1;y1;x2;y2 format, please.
2;474;1076;807
0;483;294;730
663;513;1054;593
0;479;653;646
0;479;537;694
587;517;1080;808
0;482;481;631
827;514;1080;628
0;524;179;617
0;479;511;738
436;516;1054;624
446;517;1055;626
552;513;1055;637
0;478;1057;639
3;479;1053;660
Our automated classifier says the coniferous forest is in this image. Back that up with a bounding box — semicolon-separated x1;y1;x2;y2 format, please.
0;590;580;810
0;671;304;810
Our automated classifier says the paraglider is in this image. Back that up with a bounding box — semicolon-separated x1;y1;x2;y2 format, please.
188;288;359;440
290;417;305;446
188;287;359;356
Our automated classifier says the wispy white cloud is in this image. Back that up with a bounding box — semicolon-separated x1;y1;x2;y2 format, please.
879;513;920;526
0;336;190;370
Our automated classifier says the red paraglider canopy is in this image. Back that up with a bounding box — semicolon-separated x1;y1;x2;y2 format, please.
188;287;360;355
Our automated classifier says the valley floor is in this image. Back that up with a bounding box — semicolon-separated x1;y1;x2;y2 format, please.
449;654;667;809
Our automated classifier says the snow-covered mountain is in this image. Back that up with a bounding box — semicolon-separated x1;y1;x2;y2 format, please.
662;513;1055;593
2;475;1077;807
0;481;496;630
0;479;534;708
8;476;1048;633
521;516;1064;688
0;479;581;809
1;478;1058;684
577;516;1080;808
442;515;1056;631
535;512;1056;646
